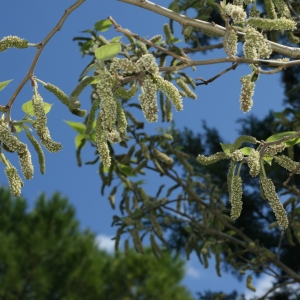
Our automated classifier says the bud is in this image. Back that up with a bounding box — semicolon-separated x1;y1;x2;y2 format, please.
248;149;260;177
0;36;28;52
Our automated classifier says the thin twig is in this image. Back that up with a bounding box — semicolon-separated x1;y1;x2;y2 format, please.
257;280;297;300
195;62;240;85
257;66;283;75
183;43;224;53
108;16;189;63
5;0;86;122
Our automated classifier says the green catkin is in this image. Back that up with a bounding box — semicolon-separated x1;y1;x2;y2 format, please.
44;83;71;107
139;142;150;161
139;75;159;123
25;130;45;174
137;42;148;54
247;18;296;31
197;152;230;165
248;149;260;177
260;177;289;230
97;74;117;132
150;211;163;237
239;75;255;112
149;35;162;44
165;97;172;122
227;162;237;200
69;108;87;117
250;6;260;17
95;112;111;168
85;98;100;135
132;227;144;253
114;84;138;100
231;149;244;162
32;93;47;131
230;176;243;220
37;127;62;153
2;143;14;153
230;135;257;152
116;100;127;135
153;158;165;174
0;36;28;52
0;120;26;153
150;234;164;258
110;58;140;75
163;23;172;44
287;31;300;44
225;4;247;23
264;143;286;156
227;30;238;56
274;155;300;173
136;54;159;75
246;275;256;292
153;148;173;164
4;166;24;197
70;76;94;108
153;75;183;111
264;0;277;19
274;0;291;18
176;78;197;99
18;146;34;180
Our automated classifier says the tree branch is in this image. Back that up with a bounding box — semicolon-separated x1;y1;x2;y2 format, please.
119;0;300;58
5;0;86;122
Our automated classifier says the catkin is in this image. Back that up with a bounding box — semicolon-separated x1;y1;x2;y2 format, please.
4;166;24;197
248;149;260;177
197;152;229;165
0;36;28;52
230;176;243;220
18;146;34;180
70;76;94;108
260;177;289;230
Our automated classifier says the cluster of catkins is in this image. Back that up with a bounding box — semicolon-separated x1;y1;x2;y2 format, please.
196;135;293;230
94;54;183;168
224;0;297;113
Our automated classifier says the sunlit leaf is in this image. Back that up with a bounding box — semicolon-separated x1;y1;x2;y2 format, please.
95;43;121;61
0;79;13;91
110;36;122;42
266;131;300;147
94;19;112;32
75;133;85;149
220;143;231;154
240;147;253;156
64;120;86;134
22;100;52;116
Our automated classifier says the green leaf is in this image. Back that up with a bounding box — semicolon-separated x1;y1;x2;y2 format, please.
75;133;85;149
273;112;283;119
22;100;52;116
94;19;112;32
13;124;24;133
119;164;136;177
64;120;86;134
170;36;181;44
0;79;13;91
95;43;121;61
240;147;253;156
266;131;300;147
263;156;273;165
110;36;122;42
220;143;231;154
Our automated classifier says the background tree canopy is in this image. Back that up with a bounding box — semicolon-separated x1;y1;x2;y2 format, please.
1;0;300;298
0;187;193;300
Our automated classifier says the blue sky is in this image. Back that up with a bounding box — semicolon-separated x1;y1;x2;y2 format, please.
0;0;286;298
